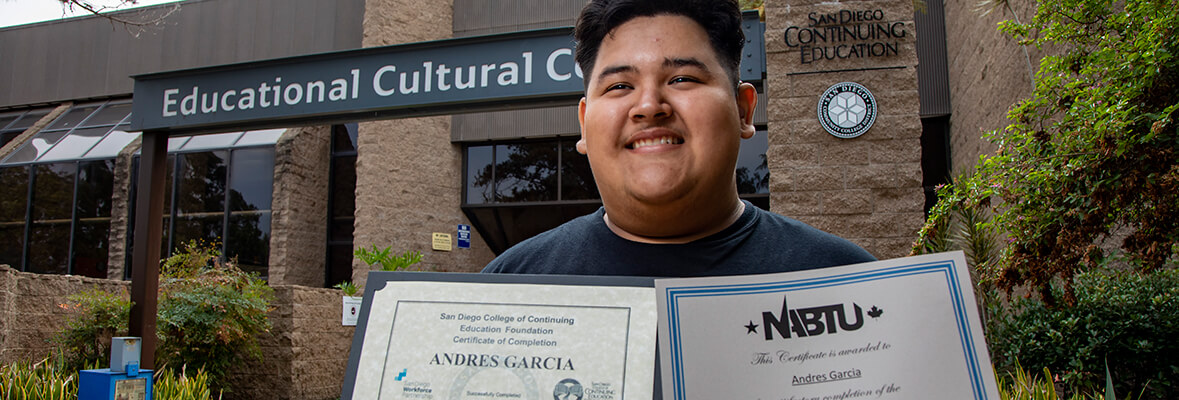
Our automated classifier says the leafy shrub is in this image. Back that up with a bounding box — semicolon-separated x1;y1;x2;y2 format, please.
52;288;132;372
333;280;362;297
987;268;1179;399
914;0;1179;306
156;240;273;390
353;245;422;271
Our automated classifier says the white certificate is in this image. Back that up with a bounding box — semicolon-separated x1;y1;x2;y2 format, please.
655;251;1000;400
343;273;657;400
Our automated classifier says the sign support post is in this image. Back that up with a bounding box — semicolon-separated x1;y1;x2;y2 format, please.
129;130;167;370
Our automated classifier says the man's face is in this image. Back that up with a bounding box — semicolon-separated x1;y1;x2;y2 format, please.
578;15;756;223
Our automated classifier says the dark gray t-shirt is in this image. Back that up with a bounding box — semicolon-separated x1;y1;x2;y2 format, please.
482;201;876;276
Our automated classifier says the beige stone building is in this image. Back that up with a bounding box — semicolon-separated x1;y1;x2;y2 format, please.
0;0;1035;396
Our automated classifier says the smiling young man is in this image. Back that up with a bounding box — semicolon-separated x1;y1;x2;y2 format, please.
482;0;874;276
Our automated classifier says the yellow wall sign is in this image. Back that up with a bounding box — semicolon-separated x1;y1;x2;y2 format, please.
432;233;453;251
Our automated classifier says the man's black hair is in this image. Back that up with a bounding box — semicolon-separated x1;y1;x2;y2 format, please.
574;0;745;89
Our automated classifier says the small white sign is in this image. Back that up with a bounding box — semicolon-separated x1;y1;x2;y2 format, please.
342;296;363;326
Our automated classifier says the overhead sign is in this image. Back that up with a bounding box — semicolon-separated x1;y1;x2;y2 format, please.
131;28;583;134
130;12;764;135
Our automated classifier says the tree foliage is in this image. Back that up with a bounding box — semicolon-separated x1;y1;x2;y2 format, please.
914;0;1179;305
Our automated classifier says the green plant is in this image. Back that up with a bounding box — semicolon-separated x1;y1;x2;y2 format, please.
987;268;1178;399
52;288;132;372
353;245;422;271
0;353;218;400
156;240;273;391
154;365;220;400
333;281;362;297
996;361;1148;400
0;353;78;400
914;0;1179;305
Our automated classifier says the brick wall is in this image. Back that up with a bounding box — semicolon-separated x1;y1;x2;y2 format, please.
0;265;129;364
0;265;354;400
764;0;926;258
225;285;354;400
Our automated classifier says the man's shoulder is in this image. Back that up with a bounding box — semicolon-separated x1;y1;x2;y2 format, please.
746;206;877;267
481;210;604;273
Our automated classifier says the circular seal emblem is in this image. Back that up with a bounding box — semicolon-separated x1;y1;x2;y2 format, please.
817;82;877;139
553;378;584;400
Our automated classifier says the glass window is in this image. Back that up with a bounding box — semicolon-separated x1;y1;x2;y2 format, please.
73;161;114;278
176;151;228;215
0;132;20;149
494;142;557;202
2;130;69;164
72;219;110;278
227;212;269;277
736;130;769;195
326;123;357;288
83;129;139;159
0;166;29;268
464;138;602;205
560;139;598;200
227;148;274;277
8;110;50;131
234;129;285;147
76;160;115;220
47;104;102;131
228;148;274;212
84;103;132;126
129;146;275;279
0;113;21;131
28;163;76;274
167;136;190;151
331;155;357;221
465;145;493;204
38;126;113;162
180;132;243;151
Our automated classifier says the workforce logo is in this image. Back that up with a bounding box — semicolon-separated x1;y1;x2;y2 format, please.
553;378;583;400
817;82;877;139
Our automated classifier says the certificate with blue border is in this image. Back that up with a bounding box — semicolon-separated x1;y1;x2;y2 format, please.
655;251;1000;400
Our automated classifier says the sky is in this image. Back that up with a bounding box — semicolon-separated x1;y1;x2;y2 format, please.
0;0;180;28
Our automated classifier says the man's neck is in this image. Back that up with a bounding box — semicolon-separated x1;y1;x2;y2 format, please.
603;200;746;244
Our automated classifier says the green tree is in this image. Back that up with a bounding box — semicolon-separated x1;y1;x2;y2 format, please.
915;0;1178;305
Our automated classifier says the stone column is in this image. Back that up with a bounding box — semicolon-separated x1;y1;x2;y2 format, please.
764;0;925;258
354;0;496;288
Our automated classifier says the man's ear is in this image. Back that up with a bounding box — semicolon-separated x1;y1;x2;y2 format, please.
736;82;758;139
576;97;589;154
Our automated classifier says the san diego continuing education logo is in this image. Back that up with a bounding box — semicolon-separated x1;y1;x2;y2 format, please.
817;82;877;139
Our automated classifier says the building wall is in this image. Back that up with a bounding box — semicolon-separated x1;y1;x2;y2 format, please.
763;0;927;259
0;265;352;400
353;0;496;288
225;285;355;400
268;126;332;286
943;0;1039;175
0;0;365;109
0;265;130;364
